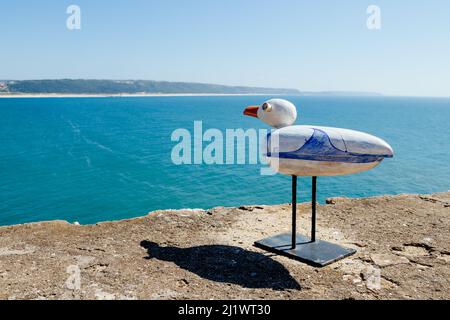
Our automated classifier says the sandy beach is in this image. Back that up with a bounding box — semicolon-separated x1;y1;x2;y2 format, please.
0;192;449;300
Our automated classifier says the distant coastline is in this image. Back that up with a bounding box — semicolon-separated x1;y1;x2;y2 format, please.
0;93;286;99
0;79;384;98
0;79;300;96
0;92;384;99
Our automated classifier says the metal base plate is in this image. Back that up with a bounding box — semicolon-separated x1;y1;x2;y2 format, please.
255;233;356;268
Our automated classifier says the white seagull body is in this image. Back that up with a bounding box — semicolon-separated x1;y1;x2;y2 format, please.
244;99;394;177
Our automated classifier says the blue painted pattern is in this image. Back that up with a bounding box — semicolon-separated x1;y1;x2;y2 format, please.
267;129;393;164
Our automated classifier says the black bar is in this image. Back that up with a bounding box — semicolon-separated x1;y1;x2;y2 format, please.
292;176;297;249
0;300;432;317
312;176;317;243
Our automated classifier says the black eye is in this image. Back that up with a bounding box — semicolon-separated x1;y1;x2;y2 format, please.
262;103;272;112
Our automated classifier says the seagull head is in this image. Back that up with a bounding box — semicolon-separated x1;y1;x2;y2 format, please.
244;99;297;128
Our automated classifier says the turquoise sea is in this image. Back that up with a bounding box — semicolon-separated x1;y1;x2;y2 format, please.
0;96;449;226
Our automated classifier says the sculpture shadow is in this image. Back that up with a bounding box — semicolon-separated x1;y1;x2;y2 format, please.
140;241;301;291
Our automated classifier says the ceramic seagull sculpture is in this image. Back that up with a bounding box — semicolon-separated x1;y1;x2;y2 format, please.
244;99;394;266
244;99;394;177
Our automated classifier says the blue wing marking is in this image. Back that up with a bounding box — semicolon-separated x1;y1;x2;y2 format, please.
267;129;392;164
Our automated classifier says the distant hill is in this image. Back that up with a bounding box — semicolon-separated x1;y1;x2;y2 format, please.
0;80;301;95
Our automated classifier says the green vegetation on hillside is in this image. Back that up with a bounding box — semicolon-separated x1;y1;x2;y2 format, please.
1;80;300;95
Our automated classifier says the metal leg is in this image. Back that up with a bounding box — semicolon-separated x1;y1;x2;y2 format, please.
254;175;356;267
292;176;297;249
311;176;317;243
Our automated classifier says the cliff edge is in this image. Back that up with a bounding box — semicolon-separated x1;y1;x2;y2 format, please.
0;192;449;300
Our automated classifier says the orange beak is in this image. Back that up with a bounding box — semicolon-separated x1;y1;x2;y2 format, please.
243;106;259;118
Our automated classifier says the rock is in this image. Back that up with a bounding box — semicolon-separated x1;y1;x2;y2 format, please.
422;237;433;244
94;289;116;300
326;197;348;205
396;243;433;258
0;246;36;257
370;253;409;267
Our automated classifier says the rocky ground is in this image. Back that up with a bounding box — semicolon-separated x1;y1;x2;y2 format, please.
0;192;449;300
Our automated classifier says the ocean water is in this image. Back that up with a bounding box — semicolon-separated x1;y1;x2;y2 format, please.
0;96;449;226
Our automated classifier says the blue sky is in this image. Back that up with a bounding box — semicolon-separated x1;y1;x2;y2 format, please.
1;0;449;96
